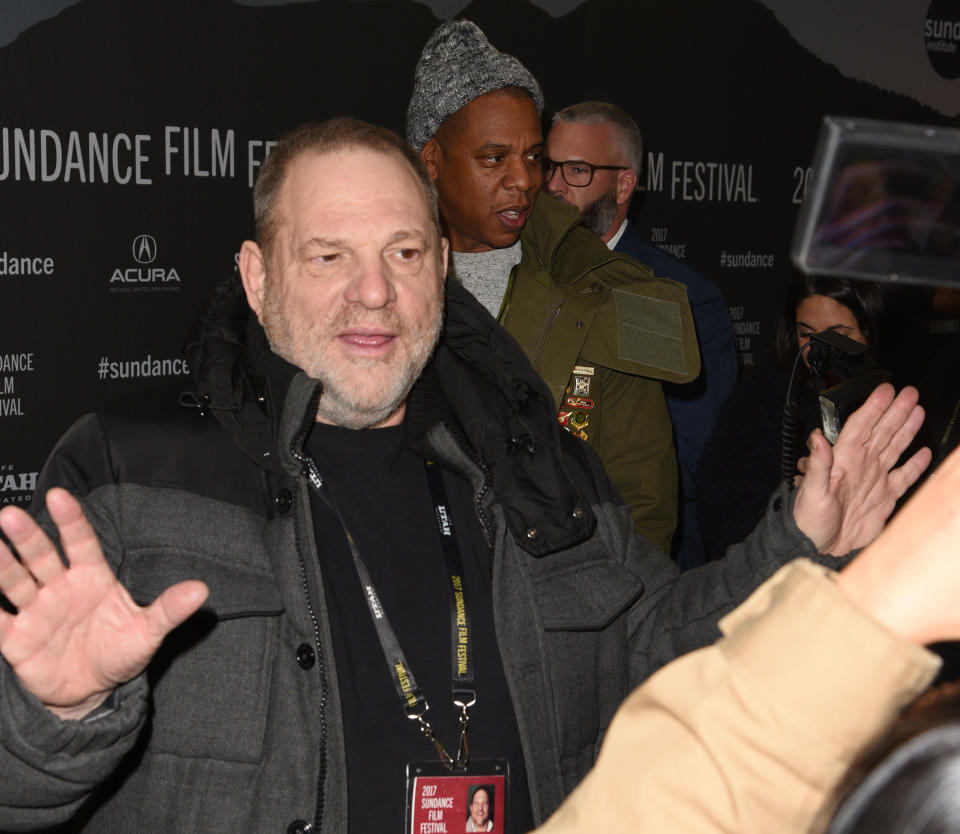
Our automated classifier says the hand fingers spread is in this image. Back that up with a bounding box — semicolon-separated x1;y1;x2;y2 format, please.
0;504;65;588
0;538;39;611
143;581;209;647
864;386;922;457
837;382;897;441
44;488;108;571
887;446;934;500
876;404;927;473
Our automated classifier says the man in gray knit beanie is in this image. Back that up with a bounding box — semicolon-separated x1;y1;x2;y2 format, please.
405;20;701;559
406;20;546;258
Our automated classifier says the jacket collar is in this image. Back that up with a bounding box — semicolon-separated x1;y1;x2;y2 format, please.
183;274;319;477
520;191;622;287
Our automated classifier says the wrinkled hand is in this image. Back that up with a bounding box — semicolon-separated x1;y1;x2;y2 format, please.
838;438;960;645
0;488;208;720
792;383;931;556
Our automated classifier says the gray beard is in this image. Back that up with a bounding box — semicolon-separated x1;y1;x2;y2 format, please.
313;306;443;430
261;297;444;431
579;187;619;239
313;328;439;429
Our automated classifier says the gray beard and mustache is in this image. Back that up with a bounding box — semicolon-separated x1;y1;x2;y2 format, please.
262;298;444;430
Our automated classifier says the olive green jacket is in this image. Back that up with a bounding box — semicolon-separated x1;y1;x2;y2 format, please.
499;193;700;553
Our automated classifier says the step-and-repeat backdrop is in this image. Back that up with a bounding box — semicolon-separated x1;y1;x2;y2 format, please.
2;0;957;505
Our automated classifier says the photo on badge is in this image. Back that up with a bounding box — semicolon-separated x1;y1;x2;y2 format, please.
405;760;507;833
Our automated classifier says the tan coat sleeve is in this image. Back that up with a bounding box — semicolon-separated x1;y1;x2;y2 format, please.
534;559;940;834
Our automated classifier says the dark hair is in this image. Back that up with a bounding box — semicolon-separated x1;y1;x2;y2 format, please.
467;784;495;821
253;117;439;256
775;273;891;368
821;688;960;833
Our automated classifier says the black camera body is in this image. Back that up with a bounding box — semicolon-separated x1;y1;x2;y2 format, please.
807;330;891;444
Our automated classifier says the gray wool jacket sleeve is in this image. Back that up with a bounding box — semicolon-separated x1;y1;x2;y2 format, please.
0;666;147;829
622;484;822;687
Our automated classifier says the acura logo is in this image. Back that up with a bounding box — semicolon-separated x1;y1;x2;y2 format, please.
132;235;158;264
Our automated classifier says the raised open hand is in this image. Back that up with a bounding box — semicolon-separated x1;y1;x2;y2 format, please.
0;488;208;720
792;383;931;556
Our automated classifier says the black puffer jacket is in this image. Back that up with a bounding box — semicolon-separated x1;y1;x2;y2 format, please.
0;277;815;832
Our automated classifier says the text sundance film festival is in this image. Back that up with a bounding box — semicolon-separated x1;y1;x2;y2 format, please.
0;125;278;188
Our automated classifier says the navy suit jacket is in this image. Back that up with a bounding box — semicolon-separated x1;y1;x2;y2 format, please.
615;220;737;569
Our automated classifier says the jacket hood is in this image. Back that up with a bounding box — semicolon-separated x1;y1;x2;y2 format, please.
183;274;316;476
423;281;597;555
183;274;596;555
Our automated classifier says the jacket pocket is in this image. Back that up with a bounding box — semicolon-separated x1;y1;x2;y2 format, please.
120;547;285;764
524;551;645;782
529;552;644;631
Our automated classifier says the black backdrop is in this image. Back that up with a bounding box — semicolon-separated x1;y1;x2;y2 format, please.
1;0;957;507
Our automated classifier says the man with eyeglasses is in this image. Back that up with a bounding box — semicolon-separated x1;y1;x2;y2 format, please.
545;102;737;569
407;21;700;553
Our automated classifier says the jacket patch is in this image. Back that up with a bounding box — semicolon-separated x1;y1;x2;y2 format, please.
569;410;590;440
558;408;589;441
612;288;687;375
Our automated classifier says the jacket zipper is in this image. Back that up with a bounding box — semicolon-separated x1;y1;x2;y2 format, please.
290;390;329;833
290;481;329;832
531;297;563;370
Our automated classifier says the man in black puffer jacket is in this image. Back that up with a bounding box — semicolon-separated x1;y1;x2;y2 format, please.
0;118;929;833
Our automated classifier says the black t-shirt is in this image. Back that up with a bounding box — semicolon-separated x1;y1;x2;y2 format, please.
305;421;534;833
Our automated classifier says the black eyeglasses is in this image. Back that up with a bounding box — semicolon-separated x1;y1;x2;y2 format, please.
542;158;628;187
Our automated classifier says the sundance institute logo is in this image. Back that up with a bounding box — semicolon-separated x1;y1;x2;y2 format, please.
109;233;180;291
926;0;960;79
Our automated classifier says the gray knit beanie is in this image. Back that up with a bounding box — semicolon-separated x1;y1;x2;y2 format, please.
406;20;545;151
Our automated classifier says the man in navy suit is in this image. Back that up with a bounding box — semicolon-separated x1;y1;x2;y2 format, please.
545;102;737;570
